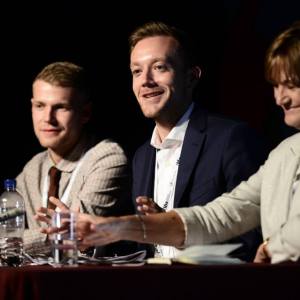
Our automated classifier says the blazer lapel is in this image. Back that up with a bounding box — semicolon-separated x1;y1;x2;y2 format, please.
284;144;300;220
139;145;156;197
174;107;207;207
274;145;300;225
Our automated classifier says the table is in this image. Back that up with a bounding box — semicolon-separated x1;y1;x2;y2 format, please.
0;263;299;300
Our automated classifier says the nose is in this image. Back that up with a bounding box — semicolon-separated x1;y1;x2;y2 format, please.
274;85;290;106
44;106;56;123
141;68;155;87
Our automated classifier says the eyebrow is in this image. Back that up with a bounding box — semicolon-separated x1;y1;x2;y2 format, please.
281;77;295;85
130;57;172;69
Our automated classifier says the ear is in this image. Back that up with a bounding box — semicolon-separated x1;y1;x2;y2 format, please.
186;66;201;88
81;102;92;124
192;66;201;79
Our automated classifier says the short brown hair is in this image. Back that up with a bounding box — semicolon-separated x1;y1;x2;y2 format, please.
129;21;197;67
34;61;91;99
265;21;300;86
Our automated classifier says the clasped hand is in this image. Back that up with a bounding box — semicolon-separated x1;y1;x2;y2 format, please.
136;196;165;214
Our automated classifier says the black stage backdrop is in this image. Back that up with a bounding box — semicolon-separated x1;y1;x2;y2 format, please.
0;0;299;186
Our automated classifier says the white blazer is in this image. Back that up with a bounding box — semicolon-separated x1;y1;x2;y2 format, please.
175;132;300;263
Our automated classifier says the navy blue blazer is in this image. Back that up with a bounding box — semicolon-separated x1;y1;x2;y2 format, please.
132;106;268;260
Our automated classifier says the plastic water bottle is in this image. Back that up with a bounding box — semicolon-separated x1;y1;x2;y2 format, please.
0;179;25;266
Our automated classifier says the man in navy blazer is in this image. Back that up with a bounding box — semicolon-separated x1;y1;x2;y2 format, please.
133;107;266;209
129;21;267;260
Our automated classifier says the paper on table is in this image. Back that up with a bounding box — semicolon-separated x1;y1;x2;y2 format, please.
173;243;244;265
146;244;244;265
177;243;242;257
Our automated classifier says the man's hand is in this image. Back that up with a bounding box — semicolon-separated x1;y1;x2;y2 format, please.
254;241;271;263
136;196;165;215
34;196;70;232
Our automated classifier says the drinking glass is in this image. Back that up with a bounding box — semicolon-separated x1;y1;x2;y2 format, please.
50;212;78;267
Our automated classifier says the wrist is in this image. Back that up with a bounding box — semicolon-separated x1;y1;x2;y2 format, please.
119;215;147;243
135;214;147;241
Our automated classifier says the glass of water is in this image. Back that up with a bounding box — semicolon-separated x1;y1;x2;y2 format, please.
50;211;78;267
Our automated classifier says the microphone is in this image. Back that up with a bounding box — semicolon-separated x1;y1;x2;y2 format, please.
0;208;25;222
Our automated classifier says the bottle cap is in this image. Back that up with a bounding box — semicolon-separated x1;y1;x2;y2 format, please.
4;179;16;190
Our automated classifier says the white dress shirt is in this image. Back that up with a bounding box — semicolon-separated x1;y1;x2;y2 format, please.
150;103;194;258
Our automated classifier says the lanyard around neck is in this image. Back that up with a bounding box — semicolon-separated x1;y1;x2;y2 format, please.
154;149;180;211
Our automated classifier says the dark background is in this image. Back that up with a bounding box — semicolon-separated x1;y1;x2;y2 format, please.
1;0;299;185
